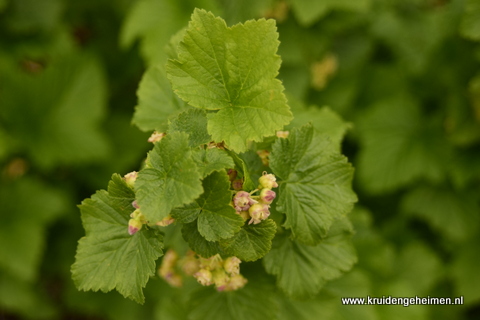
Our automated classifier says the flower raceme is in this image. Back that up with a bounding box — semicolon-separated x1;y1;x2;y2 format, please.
231;172;278;224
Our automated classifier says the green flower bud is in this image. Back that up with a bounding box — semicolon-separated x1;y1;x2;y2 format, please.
258;172;278;189
128;219;142;235
225;274;248;291
124;171;138;189
213;269;230;291
224;257;241;276
259;188;276;205
156;215;175;227
194;269;213;286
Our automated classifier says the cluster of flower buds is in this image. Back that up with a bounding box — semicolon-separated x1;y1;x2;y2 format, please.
128;207;147;235
193;254;247;292
231;172;278;225
158;249;182;287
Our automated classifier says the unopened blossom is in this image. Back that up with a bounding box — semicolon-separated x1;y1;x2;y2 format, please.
227;169;237;181
180;251;200;276
199;254;223;270
248;203;270;225
128;219;142;235
258;172;278;189
223;257;241;276
259;188;276;205
257;150;270;166
148;131;165;143
225;274;248;291
194;269;213;286
159;249;178;276
124;171;138;188
276;131;289;138
238;210;250;221
232;178;243;191
213;269;230;291
233;191;257;212
163;272;182;287
156;215;175;227
131;200;139;209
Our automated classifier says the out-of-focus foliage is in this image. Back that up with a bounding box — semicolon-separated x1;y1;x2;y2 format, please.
1;0;479;319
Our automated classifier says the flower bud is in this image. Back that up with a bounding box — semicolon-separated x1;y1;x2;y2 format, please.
213;269;230;291
257;150;270;166
128;219;142;235
258;173;278;189
131;200;139;209
238;210;250;221
199;254;223;270
232;178;243;191
248;203;270;225
233;191;258;212
180;251;200;276
194;269;213;286
156;215;175;227
225;274;248;291
227;169;237;181
224;257;241;276
148;131;166;143
124;171;138;189
159;249;178;275
164;272;182;288
259;188;276;205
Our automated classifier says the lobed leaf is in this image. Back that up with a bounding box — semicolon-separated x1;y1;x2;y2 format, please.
167;9;292;152
270;123;357;245
135;131;203;222
263;216;357;298
192;148;234;179
71;174;163;304
220;219;277;261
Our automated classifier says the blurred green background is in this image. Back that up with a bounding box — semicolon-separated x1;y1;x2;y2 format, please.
1;0;479;319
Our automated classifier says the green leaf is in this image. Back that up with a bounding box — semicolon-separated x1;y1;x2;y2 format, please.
192;148;234;179
451;236;480;305
356;97;446;194
136;132;203;222
188;280;278;320
133;64;188;132
167;9;293;152
270;124;357;245
226;150;256;191
276;270;377;320
395;241;443;295
196;171;244;241
288;103;351;153
0;54;110;169
71;174;164;304
401;186;480;242
181;220;222;258
169;108;211;147
0;177;68;282
121;0;220;64
460;0;480;41
263;217;357;298
289;0;371;27
220;219;276;261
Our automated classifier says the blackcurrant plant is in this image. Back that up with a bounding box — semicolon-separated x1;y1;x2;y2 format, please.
71;9;357;317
